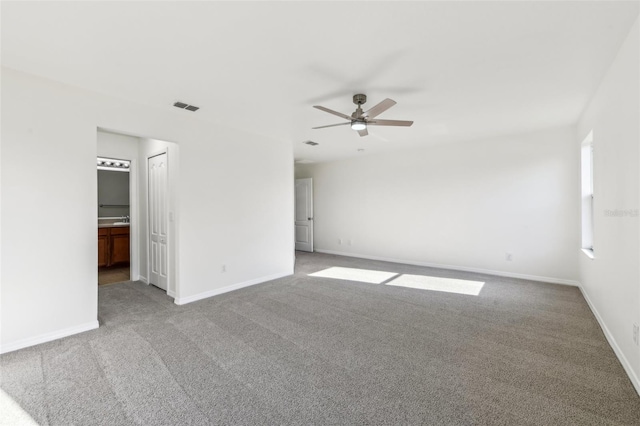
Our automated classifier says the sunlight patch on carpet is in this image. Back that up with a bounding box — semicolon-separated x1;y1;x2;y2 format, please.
386;274;485;296
0;389;38;425
309;267;399;284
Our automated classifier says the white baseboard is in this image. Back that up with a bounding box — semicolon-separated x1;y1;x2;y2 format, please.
0;320;99;354
174;271;292;305
167;290;176;298
314;249;580;286
139;275;148;284
579;286;640;396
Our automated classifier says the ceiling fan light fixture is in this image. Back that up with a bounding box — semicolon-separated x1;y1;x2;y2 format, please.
351;121;366;131
313;95;410;137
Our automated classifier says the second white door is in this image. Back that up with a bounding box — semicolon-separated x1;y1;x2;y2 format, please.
295;178;313;252
148;153;168;291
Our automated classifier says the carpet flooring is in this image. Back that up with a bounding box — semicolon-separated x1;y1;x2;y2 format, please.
1;252;639;425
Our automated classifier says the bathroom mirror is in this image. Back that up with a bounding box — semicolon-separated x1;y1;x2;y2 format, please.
97;157;130;218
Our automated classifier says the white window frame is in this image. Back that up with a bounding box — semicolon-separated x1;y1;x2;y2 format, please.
581;131;594;258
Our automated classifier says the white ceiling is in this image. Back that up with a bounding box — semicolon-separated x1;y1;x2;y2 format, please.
2;1;638;163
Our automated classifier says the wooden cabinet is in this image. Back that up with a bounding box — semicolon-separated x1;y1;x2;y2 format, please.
98;226;130;267
98;228;110;267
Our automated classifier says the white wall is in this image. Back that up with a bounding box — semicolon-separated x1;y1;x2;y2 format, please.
172;127;295;304
1;70;100;349
97;130;139;164
0;67;294;352
296;125;580;283
576;17;639;392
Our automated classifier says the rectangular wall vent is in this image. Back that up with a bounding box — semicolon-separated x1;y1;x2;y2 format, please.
173;101;199;112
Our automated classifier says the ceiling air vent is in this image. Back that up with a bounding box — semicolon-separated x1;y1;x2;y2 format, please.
304;140;319;146
173;101;199;112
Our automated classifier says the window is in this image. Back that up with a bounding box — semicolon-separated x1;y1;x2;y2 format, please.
581;131;594;257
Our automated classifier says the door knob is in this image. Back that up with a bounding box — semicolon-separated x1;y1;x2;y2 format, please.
308;217;313;220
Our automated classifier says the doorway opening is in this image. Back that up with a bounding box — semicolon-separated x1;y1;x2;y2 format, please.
96;128;179;299
97;156;132;285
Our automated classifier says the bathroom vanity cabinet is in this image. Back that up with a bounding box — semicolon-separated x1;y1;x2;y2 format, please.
98;226;130;267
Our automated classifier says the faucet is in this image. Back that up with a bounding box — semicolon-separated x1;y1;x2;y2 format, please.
126;215;130;223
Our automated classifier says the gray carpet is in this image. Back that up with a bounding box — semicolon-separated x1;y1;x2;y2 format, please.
2;252;640;425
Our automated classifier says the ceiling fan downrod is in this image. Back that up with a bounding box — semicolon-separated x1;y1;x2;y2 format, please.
352;94;366;120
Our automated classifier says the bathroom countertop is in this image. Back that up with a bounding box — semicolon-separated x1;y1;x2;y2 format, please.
98;218;130;228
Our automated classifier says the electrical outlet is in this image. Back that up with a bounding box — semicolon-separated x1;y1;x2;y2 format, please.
221;264;226;273
633;323;639;345
505;253;513;261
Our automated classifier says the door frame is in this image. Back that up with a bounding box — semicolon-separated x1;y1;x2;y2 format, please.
96;127;180;301
128;158;139;281
146;149;171;294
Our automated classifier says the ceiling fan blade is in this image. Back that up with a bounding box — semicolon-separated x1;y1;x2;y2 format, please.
313;105;353;121
357;128;368;137
364;98;396;119
312;122;351;129
368;119;413;127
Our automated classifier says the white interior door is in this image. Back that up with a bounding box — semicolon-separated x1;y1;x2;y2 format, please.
148;153;168;290
295;178;313;252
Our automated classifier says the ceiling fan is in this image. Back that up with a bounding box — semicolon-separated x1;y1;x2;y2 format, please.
312;94;413;137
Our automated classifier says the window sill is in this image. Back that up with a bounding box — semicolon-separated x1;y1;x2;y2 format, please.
581;248;595;260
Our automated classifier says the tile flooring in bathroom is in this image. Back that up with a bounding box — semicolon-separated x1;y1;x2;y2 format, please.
98;266;130;285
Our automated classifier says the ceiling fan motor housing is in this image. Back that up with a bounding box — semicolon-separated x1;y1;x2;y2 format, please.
353;94;367;105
